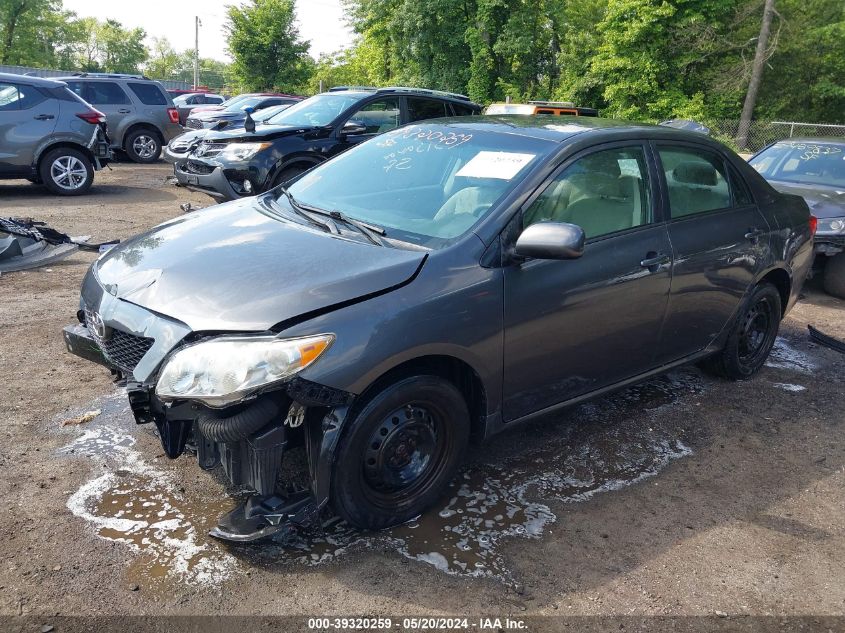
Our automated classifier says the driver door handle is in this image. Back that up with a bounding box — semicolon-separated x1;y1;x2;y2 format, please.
33;114;54;120
118;109;132;114
640;252;670;270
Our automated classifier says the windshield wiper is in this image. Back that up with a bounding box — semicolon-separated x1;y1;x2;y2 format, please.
326;210;388;246
276;187;339;234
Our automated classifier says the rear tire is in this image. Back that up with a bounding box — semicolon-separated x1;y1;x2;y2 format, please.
39;147;94;196
822;253;845;299
331;375;470;530
701;282;781;379
125;129;162;163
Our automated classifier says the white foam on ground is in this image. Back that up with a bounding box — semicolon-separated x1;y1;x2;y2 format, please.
61;423;236;586
766;338;817;374
772;382;807;392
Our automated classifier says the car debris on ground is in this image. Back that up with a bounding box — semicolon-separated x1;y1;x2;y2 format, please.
0;217;118;273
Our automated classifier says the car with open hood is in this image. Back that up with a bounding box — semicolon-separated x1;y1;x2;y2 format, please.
64;116;814;542
171;86;483;201
749;138;845;298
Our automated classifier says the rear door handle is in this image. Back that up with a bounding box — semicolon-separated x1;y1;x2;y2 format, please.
745;227;764;242
640;252;670;270
118;109;132;114
33;114;54;120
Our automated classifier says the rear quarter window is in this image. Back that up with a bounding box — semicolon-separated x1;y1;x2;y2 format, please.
128;82;168;106
451;103;479;116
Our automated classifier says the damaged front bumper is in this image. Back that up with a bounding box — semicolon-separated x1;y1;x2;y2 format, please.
63;270;355;542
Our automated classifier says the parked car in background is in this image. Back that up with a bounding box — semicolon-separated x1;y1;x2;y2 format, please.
749;139;845;298
64;116;814;542
485;100;599;116
0;72;110;195
173;86;482;201
172;92;225;125
163;104;293;163
184;94;301;130
57;73;181;163
184;92;299;120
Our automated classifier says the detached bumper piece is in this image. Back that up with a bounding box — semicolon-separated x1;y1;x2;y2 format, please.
127;385;339;543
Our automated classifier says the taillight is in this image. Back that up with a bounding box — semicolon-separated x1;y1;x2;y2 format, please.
810;215;818;237
76;109;106;124
167;107;179;124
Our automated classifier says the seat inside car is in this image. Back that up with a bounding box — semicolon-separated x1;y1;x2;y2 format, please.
666;161;730;216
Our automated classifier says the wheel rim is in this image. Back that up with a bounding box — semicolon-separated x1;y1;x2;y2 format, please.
738;297;774;364
362;403;449;507
132;135;157;159
50;156;87;190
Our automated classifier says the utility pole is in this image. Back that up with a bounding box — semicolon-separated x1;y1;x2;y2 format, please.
194;16;202;89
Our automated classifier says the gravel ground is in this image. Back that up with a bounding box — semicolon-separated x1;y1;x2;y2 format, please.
0;163;843;625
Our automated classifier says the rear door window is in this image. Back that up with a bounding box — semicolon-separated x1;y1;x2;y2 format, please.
451;103;478;116
657;146;733;218
407;98;449;123
85;82;131;105
128;82;168;105
0;83;21;111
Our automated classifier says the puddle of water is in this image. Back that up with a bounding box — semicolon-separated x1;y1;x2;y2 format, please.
58;393;238;587
254;371;700;582
59;371;701;587
766;337;817;374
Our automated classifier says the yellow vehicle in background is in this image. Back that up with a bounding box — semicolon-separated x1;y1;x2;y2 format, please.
485;100;599;117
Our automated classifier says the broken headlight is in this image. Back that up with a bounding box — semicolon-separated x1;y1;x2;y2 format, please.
155;334;334;407
219;142;272;161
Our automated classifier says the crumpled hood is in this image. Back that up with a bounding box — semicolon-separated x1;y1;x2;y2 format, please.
770;181;845;219
94;198;426;332
199;123;318;144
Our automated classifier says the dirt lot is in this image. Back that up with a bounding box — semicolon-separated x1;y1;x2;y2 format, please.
1;163;844;626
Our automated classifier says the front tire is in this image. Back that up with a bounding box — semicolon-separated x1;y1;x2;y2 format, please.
39;147;93;195
125;129;162;163
701;282;782;379
823;253;845;299
331;376;470;530
270;167;306;190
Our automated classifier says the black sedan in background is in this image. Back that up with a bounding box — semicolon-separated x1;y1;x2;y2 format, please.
66;116;814;541
172;86;482;200
750;139;845;298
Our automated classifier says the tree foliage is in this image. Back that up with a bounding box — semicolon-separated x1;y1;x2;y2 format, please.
225;0;312;92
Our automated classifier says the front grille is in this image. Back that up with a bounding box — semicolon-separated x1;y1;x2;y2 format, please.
185;160;215;175
185;118;202;129
84;309;154;373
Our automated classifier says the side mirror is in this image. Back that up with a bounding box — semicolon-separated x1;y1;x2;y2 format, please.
340;121;368;137
513;222;585;260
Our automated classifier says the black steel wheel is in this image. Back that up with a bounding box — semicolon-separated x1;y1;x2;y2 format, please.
702;282;782;379
331;375;470;530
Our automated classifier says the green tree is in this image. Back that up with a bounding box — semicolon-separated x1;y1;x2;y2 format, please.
225;0;312;91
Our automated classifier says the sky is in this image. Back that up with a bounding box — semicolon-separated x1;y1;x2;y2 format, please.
61;0;354;62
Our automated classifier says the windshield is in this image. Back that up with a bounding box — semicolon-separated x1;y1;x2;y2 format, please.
224;96;265;112
217;95;249;109
253;104;290;122
265;93;365;127
750;141;845;188
278;124;553;247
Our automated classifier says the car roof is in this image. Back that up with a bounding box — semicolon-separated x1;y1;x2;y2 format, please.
0;72;67;88
769;137;845;146
326;86;481;107
422;115;667;142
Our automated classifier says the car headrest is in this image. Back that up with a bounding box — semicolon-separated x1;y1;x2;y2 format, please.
673;161;718;186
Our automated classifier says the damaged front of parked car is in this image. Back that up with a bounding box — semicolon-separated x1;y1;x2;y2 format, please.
65;117;813;544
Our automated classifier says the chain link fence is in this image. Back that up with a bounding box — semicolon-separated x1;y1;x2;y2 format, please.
706;119;845;154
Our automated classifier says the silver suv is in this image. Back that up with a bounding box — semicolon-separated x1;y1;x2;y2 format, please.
58;73;182;163
0;72;111;195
